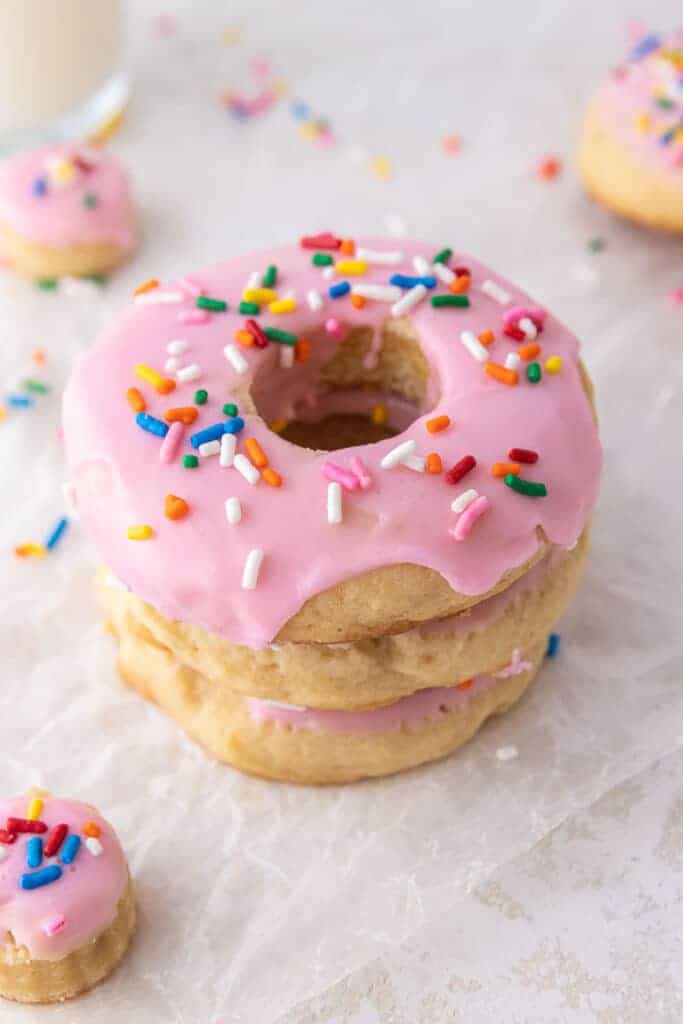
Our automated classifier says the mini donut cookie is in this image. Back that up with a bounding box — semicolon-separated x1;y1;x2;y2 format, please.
578;27;683;233
63;235;601;782
0;144;136;279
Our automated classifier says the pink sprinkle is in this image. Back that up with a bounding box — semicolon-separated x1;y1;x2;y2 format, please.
349;456;372;490
178;309;210;325
325;318;346;339
449;494;490;542
177;277;203;298
321;460;359;491
42;914;65;937
670;288;683;305
160;421;184;463
503;305;546;329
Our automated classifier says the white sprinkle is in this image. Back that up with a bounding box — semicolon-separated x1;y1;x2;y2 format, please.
166;339;188;356
432;262;455;285
451;488;478;513
85;837;103;856
280;345;295;369
0;847;7;862
460;330;489;363
224;344;249;375
518;316;537;339
242;548;264;589
261;699;306;712
496;745;519;762
505;352;521;370
391;282;427;317
165;356;180;373
356;247;403;265
176;363;201;382
134;290;184;305
351;284;402;302
307;289;323;311
234;453;260;485
381;439;417;469
245;270;260;290
199;440;220;457
402;454;425;472
61;481;78;517
225;497;242;524
220;433;236;467
322;265;335;280
327;481;343;523
412;255;430;275
481;279;511;305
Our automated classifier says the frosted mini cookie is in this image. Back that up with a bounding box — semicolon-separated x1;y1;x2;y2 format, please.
578;26;683;233
0;144;136;279
0;793;134;1003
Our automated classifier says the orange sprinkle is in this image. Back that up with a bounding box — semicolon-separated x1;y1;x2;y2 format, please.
449;274;470;294
350;293;366;309
426;414;450;434
518;341;541;361
339;239;355;255
270;418;288;434
246;437;268;468
235;328;255;347
478;330;495;346
83;821;101;838
262;468;282;487
164;406;198;425
133;278;159;297
426;452;442;474
14;543;46;558
127;387;146;413
485;361;518;386
158;378;176;395
164;494;190;520
32;349;46;365
295;339;311;362
457;679;474;691
491;461;520;478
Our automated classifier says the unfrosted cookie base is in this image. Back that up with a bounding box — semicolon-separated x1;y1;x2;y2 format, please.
0;878;135;1004
0;221;134;279
578;99;683;235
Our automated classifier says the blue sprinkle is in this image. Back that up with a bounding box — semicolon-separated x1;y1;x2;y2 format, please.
45;516;69;551
659;129;675;147
26;836;43;869
290;99;310;120
628;33;661;61
546;633;560;658
136;412;168;438
19;865;62;890
328;281;350;299
60;834;81;865
222;416;245;436
191;421;230;449
389;273;437;289
32;177;47;197
6;394;34;408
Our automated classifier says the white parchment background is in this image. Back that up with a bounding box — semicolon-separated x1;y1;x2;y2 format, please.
0;1;681;1021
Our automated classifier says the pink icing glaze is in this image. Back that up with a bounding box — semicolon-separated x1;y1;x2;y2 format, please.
598;27;683;172
0;795;128;962
62;238;602;648
0;144;135;249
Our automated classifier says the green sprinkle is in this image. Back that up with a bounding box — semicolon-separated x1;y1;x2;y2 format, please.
22;379;49;394
588;236;606;253
82;192;98;208
222;402;238;417
656;96;674;110
37;278;58;291
239;301;261;315
183;454;199;469
432;247;452;265
504;474;547;498
526;362;542;383
261;264;277;287
196;296;227;312
431;293;470;308
264;326;297;346
194;389;208;405
87;274;106;285
312;253;334;267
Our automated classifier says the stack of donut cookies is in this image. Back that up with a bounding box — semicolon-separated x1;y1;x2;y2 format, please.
63;236;602;784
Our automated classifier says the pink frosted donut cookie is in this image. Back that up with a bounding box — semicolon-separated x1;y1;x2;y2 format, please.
0;793;134;1003
578;26;683;232
0;143;136;279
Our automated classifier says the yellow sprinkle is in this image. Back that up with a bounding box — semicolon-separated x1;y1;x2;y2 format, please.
88;108;125;145
26;797;43;821
127;525;154;541
135;363;164;389
636;112;651;134
270;418;289;434
0;406;7;422
51;159;76;185
675;127;683;144
371;157;393;179
268;298;297;314
545;356;563;374
243;287;277;304
335;260;368;276
300;122;319;140
15;543;47;558
372;403;387;426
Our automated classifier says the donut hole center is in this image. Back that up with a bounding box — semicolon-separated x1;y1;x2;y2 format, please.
250;317;435;451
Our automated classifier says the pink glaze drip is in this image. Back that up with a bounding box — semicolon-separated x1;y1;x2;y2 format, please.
0;795;127;962
0;144;135;249
62;238;602;649
598;27;683;173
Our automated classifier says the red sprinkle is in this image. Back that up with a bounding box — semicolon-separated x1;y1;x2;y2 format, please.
44;823;69;858
445;455;476;485
0;830;16;844
508;447;538;464
245;318;268;348
300;232;342;250
504;324;526;342
454;266;470;277
7;817;47;835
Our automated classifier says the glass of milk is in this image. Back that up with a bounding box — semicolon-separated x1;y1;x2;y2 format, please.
0;0;128;153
